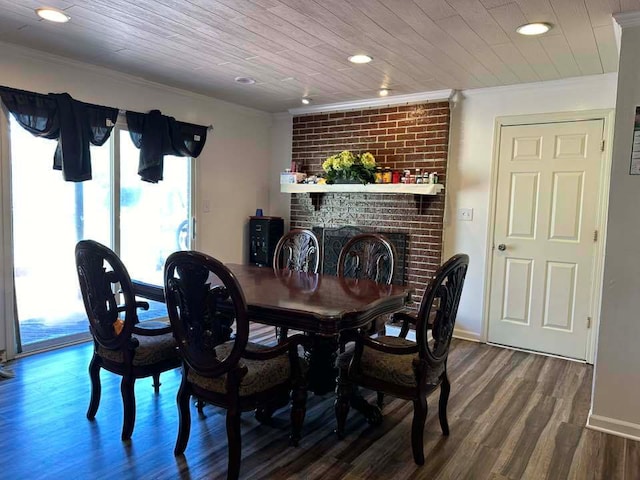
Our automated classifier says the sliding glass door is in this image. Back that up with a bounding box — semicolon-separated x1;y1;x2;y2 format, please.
10;119;193;352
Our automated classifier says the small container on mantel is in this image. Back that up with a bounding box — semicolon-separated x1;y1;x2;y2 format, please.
382;168;392;184
392;170;401;184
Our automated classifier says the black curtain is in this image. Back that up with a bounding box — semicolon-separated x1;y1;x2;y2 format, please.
126;110;208;183
0;86;119;182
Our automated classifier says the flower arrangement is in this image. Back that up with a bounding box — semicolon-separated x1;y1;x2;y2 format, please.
322;150;377;184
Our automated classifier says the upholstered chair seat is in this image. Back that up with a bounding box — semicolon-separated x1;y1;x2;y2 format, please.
96;331;177;366
187;341;293;396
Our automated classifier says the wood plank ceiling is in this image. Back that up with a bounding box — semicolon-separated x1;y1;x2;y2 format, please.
0;0;630;112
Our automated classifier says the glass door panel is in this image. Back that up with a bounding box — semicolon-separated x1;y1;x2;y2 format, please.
10;118;111;350
118;130;191;319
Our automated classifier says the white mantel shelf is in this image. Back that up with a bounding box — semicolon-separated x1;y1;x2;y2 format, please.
280;183;444;195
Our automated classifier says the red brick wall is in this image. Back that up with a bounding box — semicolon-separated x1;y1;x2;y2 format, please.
290;102;449;306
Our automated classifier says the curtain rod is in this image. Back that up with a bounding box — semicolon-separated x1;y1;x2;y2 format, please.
117;108;213;131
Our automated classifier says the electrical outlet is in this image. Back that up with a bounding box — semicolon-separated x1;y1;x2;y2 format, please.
458;208;473;221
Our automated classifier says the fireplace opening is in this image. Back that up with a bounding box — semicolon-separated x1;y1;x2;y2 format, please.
312;226;408;285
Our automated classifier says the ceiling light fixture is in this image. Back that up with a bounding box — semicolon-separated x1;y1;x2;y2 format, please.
379;88;390;97
301;97;311;105
35;7;70;23
234;76;256;85
348;54;373;64
515;22;551;36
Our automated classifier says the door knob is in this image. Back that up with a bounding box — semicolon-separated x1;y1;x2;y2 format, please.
497;244;507;251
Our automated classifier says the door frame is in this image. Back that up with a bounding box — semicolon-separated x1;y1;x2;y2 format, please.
482;109;615;363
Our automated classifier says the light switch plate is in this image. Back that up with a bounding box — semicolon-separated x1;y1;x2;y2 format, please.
458;207;473;221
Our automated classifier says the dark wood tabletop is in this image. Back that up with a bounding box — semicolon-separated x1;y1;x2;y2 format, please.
226;263;413;335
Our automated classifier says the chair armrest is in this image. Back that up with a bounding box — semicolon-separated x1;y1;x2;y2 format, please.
359;334;419;355
116;301;150;313
391;311;434;338
242;333;309;361
132;280;166;303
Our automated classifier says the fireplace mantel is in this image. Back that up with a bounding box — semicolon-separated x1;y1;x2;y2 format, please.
280;183;444;195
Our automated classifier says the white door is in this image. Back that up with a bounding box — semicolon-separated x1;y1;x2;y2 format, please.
488;119;604;360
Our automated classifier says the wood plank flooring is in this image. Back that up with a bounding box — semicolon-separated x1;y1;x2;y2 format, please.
0;325;638;480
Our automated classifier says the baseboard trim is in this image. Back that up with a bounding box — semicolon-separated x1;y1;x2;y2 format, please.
385;325;481;343
587;412;640;441
453;328;481;342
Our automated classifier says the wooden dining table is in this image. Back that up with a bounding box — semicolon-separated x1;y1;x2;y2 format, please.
225;264;414;399
141;263;413;420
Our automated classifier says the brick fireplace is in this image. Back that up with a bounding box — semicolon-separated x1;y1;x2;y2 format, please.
290;102;450;307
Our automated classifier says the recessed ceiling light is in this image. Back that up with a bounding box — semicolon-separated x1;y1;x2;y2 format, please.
301;97;311;105
348;54;373;64
516;22;551;36
234;76;256;85
35;7;70;23
379;88;390;97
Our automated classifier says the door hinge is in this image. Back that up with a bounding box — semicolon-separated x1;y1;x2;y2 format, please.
601;140;605;152
587;317;592;329
593;230;598;242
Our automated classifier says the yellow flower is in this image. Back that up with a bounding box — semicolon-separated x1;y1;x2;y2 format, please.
322;155;337;172
338;150;355;169
360;152;376;168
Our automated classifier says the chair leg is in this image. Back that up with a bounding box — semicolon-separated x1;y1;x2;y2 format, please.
226;409;242;480
290;379;307;447
174;379;192;455
120;375;136;441
277;327;289;343
86;356;101;420
439;372;451;436
334;368;351;439
411;396;428;465
152;372;161;394
376;392;384;409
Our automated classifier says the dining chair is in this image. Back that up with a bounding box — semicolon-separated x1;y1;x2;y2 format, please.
164;250;308;480
272;228;320;341
337;233;395;286
334;253;469;465
75;239;181;441
336;233;397;408
272;228;320;273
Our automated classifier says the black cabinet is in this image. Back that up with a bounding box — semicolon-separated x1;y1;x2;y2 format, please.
248;216;283;267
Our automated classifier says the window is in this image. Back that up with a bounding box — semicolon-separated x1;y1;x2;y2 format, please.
9;117;193;352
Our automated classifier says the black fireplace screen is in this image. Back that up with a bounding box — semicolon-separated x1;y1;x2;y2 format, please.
312;226;407;285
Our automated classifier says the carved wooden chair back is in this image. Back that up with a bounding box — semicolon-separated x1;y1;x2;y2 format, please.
415;253;469;375
273;228;320;273
337;233;396;285
76;239;138;351
164;250;249;379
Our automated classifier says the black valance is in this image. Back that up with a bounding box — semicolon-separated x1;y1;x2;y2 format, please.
0;86;119;182
126;110;208;183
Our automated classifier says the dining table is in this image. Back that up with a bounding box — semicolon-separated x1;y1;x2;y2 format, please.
140;263;414;422
225;264;414;402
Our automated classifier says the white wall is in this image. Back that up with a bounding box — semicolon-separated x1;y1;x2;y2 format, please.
589;21;640;440
269;112;292;227
445;73;618;341
0;42;273;264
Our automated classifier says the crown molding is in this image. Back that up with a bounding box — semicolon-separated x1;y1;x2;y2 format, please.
461;73;617;97
614;11;640;29
288;89;454;115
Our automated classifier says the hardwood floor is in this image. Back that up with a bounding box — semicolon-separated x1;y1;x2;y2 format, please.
0;325;638;480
